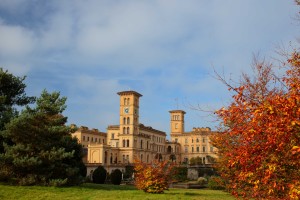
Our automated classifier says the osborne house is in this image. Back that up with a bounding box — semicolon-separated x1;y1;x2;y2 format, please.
72;91;218;174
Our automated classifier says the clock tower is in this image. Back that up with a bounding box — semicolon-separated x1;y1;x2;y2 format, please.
117;91;142;148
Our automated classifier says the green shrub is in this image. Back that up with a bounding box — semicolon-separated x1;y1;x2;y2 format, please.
110;169;122;185
18;174;38;186
173;166;187;182
84;176;92;183
123;165;134;179
92;166;107;184
207;176;226;190
49;178;68;187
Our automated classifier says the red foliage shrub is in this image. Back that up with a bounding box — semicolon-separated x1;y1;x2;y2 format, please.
134;159;175;193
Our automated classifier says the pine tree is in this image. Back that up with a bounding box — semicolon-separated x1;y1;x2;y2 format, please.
0;68;35;153
1;90;85;185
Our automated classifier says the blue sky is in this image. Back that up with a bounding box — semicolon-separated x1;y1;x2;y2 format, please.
0;0;299;137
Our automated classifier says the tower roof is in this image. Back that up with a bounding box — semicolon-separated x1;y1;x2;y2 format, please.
169;110;186;114
117;90;143;97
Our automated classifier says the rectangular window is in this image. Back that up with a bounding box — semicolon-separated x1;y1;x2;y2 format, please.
197;147;199;152
185;138;188;143
87;137;89;141
91;137;93;142
83;136;85;141
203;146;206;152
203;137;206;143
95;138;97;142
112;133;114;139
185;146;188;153
192;147;194;152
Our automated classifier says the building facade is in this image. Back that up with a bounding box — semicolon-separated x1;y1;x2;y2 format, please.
72;91;217;173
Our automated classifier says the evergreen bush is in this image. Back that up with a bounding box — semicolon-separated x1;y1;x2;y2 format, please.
92;166;107;184
110;169;122;185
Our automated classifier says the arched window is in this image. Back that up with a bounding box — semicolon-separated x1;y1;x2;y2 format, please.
127;117;130;124
110;153;113;164
123;117;126;124
104;151;107;163
124;98;127;105
127;139;129;147
127;127;130;134
123;127;126;134
167;146;172;153
123;140;125;147
127;98;130;105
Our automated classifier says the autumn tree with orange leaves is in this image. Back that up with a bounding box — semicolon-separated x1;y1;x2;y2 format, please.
211;52;300;199
134;159;175;193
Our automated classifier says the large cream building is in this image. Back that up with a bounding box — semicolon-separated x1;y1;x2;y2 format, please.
72;91;217;173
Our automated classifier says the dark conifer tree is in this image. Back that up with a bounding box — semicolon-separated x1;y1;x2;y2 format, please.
1;90;85;185
0;68;35;153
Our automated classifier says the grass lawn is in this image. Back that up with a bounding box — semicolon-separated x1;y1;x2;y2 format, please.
0;183;234;200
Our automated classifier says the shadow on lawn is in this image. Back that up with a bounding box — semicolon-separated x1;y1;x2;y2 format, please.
79;183;137;191
166;191;200;196
183;192;200;196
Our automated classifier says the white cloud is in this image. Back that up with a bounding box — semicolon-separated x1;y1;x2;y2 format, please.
0;20;35;57
0;0;298;132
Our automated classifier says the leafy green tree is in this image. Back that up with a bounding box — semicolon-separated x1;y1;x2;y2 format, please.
0;90;85;185
0;68;35;152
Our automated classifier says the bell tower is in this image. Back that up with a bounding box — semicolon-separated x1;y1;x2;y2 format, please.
169;110;186;134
